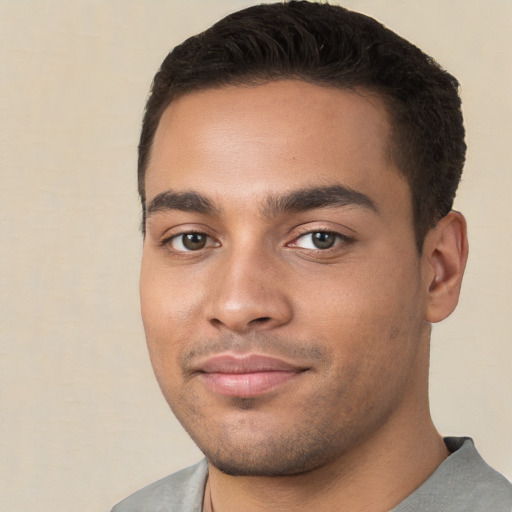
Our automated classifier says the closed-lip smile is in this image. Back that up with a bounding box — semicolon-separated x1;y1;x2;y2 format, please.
195;353;307;398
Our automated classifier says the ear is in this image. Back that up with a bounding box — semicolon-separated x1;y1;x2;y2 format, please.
422;211;469;323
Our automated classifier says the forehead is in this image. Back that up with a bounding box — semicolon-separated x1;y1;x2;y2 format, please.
146;80;409;214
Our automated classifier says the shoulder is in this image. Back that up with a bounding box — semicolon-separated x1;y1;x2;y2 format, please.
110;459;208;512
393;437;512;512
445;437;512;510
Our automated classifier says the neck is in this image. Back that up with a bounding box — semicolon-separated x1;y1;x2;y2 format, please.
204;407;448;512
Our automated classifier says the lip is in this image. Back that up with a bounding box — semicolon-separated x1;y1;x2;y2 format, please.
195;354;306;398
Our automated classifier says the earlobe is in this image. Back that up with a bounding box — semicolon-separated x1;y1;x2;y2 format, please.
423;211;469;323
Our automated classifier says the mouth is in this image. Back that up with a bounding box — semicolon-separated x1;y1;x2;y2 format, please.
194;353;307;398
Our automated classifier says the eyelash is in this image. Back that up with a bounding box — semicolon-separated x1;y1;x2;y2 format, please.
160;231;219;253
160;229;353;254
289;230;353;252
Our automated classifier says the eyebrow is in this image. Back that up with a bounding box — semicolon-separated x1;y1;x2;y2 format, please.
147;190;220;217
262;185;378;217
146;184;377;219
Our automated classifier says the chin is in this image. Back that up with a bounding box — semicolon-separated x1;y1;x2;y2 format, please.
195;428;346;478
206;453;326;478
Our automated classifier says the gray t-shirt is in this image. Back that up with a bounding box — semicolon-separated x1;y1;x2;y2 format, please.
111;438;512;511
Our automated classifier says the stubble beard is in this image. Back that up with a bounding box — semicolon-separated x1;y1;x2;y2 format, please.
159;325;421;478
170;374;388;478
202;420;353;477
166;334;352;477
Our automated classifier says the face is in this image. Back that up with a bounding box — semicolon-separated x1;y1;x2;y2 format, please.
140;81;432;476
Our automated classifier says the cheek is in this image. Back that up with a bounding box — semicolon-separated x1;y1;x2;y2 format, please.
295;249;425;359
139;258;205;381
140;250;206;328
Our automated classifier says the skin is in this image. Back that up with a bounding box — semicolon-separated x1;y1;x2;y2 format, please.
140;81;468;512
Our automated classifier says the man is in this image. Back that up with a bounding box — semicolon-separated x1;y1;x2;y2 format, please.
112;1;512;511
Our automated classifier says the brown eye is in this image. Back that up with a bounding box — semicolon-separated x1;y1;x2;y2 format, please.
291;231;349;251
171;233;209;251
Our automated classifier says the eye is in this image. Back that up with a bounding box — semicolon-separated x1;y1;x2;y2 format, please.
292;231;346;250
169;232;215;252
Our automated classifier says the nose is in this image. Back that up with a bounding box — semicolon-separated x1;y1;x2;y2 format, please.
205;248;293;333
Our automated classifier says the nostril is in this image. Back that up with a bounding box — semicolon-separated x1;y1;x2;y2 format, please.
250;316;271;325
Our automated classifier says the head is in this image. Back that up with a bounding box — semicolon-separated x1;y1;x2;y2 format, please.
138;0;466;252
138;1;468;478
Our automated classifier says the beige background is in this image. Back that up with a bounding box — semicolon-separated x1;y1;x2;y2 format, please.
1;1;511;511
